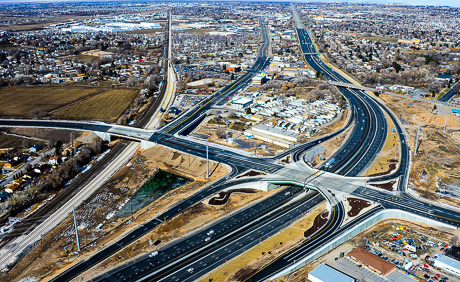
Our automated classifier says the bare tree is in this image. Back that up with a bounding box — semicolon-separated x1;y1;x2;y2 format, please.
31;108;41;118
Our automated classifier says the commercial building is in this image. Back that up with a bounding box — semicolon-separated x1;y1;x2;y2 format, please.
231;97;253;109
246;124;305;147
252;74;268;85
347;247;395;276
226;64;241;72
434;254;460;277
308;264;355;282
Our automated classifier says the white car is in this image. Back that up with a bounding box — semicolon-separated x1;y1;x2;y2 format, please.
149;251;158;257
207;230;214;236
205;237;211;242
187;268;194;273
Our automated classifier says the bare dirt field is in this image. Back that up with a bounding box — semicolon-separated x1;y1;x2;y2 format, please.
52;88;138;122
0;86;105;118
0;132;29;149
4;145;230;281
381;94;460;206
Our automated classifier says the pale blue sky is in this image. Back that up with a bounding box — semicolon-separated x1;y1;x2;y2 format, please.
0;0;458;8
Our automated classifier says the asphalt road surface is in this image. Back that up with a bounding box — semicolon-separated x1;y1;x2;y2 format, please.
94;188;323;282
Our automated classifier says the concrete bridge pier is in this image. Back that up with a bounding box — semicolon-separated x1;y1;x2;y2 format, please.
141;140;156;150
94;132;112;142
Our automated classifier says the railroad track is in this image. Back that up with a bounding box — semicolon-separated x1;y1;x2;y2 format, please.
0;141;129;248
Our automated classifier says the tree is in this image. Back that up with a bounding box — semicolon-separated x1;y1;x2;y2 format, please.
315;70;322;78
31;108;41;119
55;140;63;156
392;62;401;73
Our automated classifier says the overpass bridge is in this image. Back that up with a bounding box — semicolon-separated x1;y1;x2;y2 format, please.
328;81;376;92
0;119;156;149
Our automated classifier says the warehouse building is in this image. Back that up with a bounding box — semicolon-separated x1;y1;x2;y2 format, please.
434;254;460;277
308;264;355;282
231;97;253;109
347;247;395;276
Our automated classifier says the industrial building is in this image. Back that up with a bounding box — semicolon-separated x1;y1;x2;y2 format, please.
252;73;268;85
434;254;460;277
308;264;355;282
347;247;395;276
231;97;253;109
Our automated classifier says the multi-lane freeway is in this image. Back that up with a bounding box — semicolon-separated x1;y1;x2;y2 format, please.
94;188;323;282
292;9;388;177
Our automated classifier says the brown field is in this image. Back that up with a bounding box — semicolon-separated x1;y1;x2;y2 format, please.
52;88;138;122
176;29;217;35
126;28;164;34
0;133;25;149
0;86;105;118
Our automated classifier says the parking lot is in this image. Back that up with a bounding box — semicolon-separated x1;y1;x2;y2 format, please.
172;94;208;112
330;256;417;282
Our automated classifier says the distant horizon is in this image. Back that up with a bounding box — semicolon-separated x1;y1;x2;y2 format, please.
0;0;458;8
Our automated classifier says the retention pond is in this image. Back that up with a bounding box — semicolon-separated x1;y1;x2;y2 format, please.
117;170;190;218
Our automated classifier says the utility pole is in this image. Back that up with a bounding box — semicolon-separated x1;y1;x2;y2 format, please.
206;136;209;178
414;121;421;156
226;117;229;142
73;206;80;252
443;115;447;133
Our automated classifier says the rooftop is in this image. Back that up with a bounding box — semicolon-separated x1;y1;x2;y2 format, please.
348;247;395;275
435;254;460;271
309;264;355;282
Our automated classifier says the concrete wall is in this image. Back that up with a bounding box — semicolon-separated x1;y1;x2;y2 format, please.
268;209;456;280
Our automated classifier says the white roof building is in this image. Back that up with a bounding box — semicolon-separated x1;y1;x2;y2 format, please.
308;264;355;282
434;254;460;277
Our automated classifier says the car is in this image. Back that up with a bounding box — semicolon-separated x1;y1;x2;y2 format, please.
285;192;290;196
205;237;211;242
187;268;194;273
149;250;158;257
207;230;214;236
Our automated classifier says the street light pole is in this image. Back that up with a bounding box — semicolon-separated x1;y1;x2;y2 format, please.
73;206;80;252
206;136;209;179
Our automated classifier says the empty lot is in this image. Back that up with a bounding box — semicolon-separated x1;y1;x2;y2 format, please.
0;86;138;122
0;86;104;118
52;88;138;122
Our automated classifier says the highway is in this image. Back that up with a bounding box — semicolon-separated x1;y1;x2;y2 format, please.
293;10;387;177
93;189;323;282
2;7;459;282
158;19;270;137
438;80;459;102
239;6;458;281
245;204;383;282
145;10;176;130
